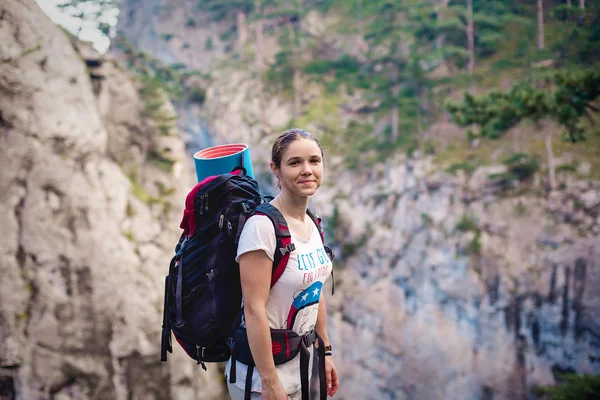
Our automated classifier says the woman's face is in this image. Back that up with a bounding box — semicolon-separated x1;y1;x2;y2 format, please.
272;138;323;197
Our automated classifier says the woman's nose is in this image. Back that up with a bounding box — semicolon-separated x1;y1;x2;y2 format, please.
300;161;312;174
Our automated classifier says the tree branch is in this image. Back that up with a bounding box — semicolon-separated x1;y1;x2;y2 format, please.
583;109;596;126
585;102;599;112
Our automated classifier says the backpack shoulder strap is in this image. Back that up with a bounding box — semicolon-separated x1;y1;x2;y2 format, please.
306;208;325;244
307;208;336;295
254;203;293;287
307;208;335;261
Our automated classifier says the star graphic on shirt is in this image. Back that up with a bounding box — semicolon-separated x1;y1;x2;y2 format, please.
312;287;320;297
301;293;309;302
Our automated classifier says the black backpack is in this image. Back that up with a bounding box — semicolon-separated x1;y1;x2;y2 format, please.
160;168;334;400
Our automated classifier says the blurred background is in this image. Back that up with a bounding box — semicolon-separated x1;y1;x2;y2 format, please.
0;0;599;399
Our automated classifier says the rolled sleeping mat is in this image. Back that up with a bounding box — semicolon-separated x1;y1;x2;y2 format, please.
193;143;254;182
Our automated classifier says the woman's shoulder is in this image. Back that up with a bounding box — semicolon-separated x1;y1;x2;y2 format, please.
246;213;273;226
242;214;276;235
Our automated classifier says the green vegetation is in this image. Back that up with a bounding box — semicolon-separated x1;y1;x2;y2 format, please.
88;0;598;174
488;153;540;187
455;214;482;255
537;373;600;400
447;69;600;143
161;33;175;42
446;161;478;176
421;212;433;226
341;228;371;259
147;150;176;171
126;173;175;219
456;214;479;233
122;230;135;242
556;160;579;174
113;35;212;138
127;173;160;205
156;182;176;197
323;204;340;244
19;44;42;58
125;202;136;217
447;67;599;189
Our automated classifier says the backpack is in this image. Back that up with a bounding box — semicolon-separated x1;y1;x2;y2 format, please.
160;168;334;399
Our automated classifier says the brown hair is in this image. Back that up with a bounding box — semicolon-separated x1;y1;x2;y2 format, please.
271;128;324;169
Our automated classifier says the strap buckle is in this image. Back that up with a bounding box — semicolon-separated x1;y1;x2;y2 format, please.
206;268;219;282
242;202;251;214
301;329;317;348
279;243;296;256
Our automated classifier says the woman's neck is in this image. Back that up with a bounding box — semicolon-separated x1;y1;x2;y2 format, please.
273;191;309;221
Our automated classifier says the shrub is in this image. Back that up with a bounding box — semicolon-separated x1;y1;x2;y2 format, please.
161;33;175;42
489;152;539;185
456;214;479;233
446;161;477;176
537;374;600;400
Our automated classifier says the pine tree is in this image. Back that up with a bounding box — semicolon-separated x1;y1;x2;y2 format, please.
447;68;600;191
466;0;475;73
438;0;514;73
362;0;412;142
538;0;545;50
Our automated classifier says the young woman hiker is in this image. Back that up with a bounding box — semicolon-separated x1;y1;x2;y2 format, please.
226;128;339;400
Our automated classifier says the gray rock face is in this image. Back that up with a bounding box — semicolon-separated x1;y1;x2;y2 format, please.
179;55;600;397
11;1;598;400
115;0;234;72
0;1;225;399
318;159;600;399
113;3;600;397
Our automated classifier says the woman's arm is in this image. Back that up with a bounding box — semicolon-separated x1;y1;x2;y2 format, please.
315;293;330;346
315;293;339;397
239;250;287;400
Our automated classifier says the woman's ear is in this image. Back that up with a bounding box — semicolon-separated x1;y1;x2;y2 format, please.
270;161;278;178
270;161;281;188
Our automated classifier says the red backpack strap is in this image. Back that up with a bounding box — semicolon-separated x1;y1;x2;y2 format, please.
307;208;335;295
306;209;325;244
254;203;293;288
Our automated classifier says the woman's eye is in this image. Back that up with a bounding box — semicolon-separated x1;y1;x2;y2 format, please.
311;159;321;164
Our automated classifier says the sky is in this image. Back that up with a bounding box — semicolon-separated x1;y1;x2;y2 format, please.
35;0;119;53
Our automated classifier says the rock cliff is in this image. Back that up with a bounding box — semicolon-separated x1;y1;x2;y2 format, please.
2;0;598;399
117;2;600;399
320;159;600;399
0;1;224;398
184;61;600;400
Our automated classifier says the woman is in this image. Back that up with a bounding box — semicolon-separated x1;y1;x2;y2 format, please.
226;128;339;400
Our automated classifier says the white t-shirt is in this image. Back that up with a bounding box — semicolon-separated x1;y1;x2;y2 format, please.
225;213;333;394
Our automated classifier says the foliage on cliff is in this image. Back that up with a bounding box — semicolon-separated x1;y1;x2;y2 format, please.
65;0;600;172
538;373;600;400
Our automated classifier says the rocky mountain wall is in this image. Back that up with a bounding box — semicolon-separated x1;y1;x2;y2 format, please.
119;4;600;396
0;1;225;399
194;62;600;400
3;1;598;399
318;159;600;399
